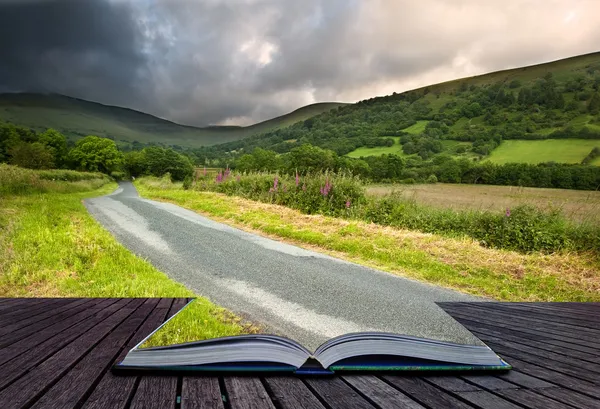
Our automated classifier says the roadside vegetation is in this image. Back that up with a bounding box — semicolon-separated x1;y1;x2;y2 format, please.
0;165;249;344
136;176;600;302
175;171;600;255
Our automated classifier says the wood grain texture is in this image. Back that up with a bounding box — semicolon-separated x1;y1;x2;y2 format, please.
0;299;598;409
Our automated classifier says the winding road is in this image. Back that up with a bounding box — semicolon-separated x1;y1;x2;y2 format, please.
85;182;481;350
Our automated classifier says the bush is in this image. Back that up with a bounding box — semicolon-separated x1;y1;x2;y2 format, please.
426;174;438;184
0;164;110;195
110;171;127;181
195;171;366;216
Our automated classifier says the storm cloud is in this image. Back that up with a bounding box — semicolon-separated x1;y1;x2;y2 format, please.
1;0;599;126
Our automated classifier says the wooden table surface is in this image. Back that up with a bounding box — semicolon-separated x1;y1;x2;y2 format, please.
0;298;598;409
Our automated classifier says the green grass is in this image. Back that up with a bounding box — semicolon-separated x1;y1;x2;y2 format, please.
136;179;600;302
0;167;248;345
401;120;429;134
0;93;346;148
346;144;407;158
487;139;600;165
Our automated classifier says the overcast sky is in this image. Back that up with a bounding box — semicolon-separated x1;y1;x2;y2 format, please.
1;0;599;127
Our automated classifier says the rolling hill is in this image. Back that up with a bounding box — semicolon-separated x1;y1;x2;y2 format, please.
204;51;600;167
0;93;346;148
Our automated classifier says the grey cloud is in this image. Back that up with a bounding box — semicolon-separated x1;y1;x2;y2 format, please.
0;0;147;109
1;0;599;127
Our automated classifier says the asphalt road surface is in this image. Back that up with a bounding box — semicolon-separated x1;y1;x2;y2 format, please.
85;182;482;350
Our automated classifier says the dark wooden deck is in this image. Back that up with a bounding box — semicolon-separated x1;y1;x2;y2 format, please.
0;299;598;409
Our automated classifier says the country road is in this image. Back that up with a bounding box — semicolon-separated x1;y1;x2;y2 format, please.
85;182;481;350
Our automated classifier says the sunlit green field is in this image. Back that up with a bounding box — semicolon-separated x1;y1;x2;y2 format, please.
346;137;408;158
487;139;600;165
401;120;429;134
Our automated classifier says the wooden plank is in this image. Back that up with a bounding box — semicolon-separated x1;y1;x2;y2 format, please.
305;377;376;409
130;377;178;409
263;377;325;409
0;298;147;409
443;304;600;342
422;376;481;392
451;316;600;357
28;299;160;409
0;299;117;365
461;373;547;391
494;371;556;390
467;303;600;332
0;299;99;348
534;386;600;408
470;329;600;368
485;342;600;383
382;376;474;409
492;356;600;400
490;303;600;322
0;298;47;313
224;377;276;409
180;377;225;409
343;375;425;409
455;391;523;409
0;299;127;389
443;307;600;349
0;298;93;337
494;389;575;409
82;299;183;409
0;298;70;325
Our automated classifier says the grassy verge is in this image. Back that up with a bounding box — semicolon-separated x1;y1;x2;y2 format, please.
136;178;600;302
0;166;248;345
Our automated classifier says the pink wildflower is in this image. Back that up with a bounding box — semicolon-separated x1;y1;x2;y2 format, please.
273;176;279;191
345;200;351;209
295;172;300;187
505;208;511;217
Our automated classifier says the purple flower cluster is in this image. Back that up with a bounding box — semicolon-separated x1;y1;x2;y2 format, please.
505;208;511;217
345;200;351;209
215;167;231;184
269;176;279;193
320;178;332;197
295;172;300;187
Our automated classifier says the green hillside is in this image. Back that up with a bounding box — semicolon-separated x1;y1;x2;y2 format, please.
0;93;346;148
203;52;600;167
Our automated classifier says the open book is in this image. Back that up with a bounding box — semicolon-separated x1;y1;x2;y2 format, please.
113;302;511;375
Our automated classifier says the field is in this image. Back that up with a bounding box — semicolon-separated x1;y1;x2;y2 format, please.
487;139;600;165
346;137;407;158
401;120;429;134
366;183;600;224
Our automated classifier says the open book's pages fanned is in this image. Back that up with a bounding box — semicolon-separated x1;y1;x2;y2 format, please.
113;301;511;375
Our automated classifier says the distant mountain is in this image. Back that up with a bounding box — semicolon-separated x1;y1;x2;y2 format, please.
0;93;347;148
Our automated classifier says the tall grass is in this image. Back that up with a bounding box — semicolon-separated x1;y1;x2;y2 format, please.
163;171;600;255
0;164;111;195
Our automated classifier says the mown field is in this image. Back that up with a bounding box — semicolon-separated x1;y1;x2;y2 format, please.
366;183;600;224
0;165;249;345
487;139;600;165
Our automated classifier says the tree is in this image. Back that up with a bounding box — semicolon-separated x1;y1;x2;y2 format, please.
69;136;123;173
38;129;67;167
139;146;194;181
9;142;55;169
588;93;600;115
288;144;337;173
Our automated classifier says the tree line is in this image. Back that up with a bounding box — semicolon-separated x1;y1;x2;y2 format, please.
0;122;194;181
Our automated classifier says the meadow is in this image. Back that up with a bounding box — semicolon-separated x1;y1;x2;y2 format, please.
487;139;600;165
0;165;249;345
346;137;407;158
366;183;600;224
